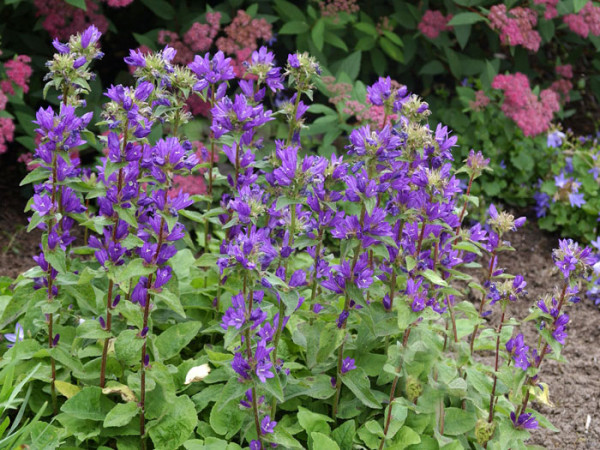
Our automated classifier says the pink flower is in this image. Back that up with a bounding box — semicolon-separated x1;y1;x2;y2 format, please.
492;73;560;136
184;12;221;53
489;5;540;52
469;90;490;111
0;90;7;110
556;64;573;79
0;117;15;154
563;2;600;38
102;0;134;7
4;55;32;94
418;10;453;39
34;0;108;40
533;0;559;20
319;0;359;20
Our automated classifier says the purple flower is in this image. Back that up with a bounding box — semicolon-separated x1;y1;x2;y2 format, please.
81;25;101;49
547;130;566;148
569;192;586;208
260;415;276;434
506;333;529;370
367;76;392;106
341;357;356;374
232;352;251;379
4;323;24;348
189;51;235;91
510;412;538;430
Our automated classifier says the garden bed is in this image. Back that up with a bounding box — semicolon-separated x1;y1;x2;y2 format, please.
1;153;599;448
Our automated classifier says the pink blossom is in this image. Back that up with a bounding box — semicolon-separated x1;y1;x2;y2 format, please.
4;55;32;94
0;117;15;154
215;10;272;55
184;12;221;53
418;10;453;39
489;5;541;52
556;64;573;79
34;0;108;40
533;0;559;20
323;76;352;105
492;73;560;136
17;152;39;171
550;79;573;103
320;0;359;19
563;2;600;38
102;0;134;7
186;95;211;117
0;90;7;110
158;30;194;65
469;90;490;111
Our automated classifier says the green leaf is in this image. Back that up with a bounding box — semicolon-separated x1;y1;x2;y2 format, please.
574;0;589;13
421;269;448;286
104;402;140;428
380;37;403;63
65;0;86;10
447;12;487;26
115;259;155;285
140;0;175;20
419;61;445;76
297;406;333;434
148;396;197;448
61;387;115;421
155;321;202;361
443;407;476;436
155;289;186;318
114;329;145;366
454;25;472;50
311;432;340;450
337;51;362;81
19;167;49;186
332;420;355;449
341;368;380;409
312;19;325;52
209;400;245;438
279;21;310;35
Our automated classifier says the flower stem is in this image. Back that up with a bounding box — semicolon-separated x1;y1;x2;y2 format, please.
470;252;497;355
379;327;412;449
455;173;474;236
518;281;568;416
488;307;506;423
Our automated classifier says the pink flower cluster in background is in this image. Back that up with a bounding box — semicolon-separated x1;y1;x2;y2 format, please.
533;0;559;20
0;54;32;154
158;12;221;65
550;64;573;103
102;0;133;7
492;73;559;136
418;10;453;39
319;0;359;19
156;10;271;76
562;2;600;38
2;55;32;95
489;5;541;52
34;0;109;40
469;90;490;112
